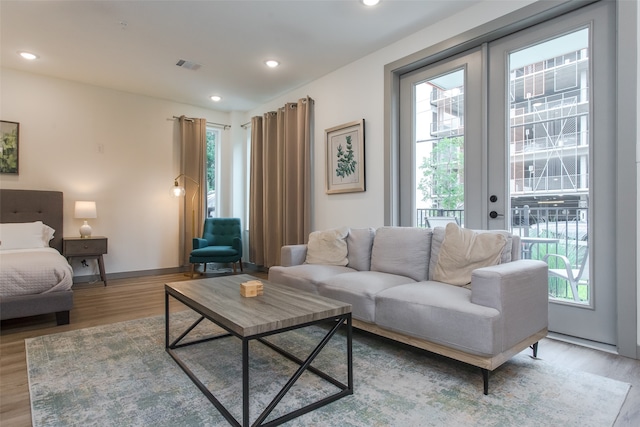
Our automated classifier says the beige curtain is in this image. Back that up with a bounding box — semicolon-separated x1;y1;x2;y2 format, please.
179;116;207;266
249;97;313;267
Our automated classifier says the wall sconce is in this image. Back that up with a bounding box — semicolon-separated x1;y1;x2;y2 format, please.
74;201;97;238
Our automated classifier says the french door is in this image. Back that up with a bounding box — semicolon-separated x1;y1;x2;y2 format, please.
399;1;616;344
399;48;483;229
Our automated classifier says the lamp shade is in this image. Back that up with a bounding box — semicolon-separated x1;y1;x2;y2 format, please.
74;201;97;219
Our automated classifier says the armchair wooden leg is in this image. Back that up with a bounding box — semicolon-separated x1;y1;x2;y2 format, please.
239;260;243;272
190;263;196;279
232;263;237;274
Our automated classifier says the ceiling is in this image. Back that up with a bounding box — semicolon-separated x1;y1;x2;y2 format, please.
1;0;480;112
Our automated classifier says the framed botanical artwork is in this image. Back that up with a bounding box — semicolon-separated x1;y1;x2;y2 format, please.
325;119;365;194
0;121;19;174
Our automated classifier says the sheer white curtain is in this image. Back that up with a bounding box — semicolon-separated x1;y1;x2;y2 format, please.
249;97;313;267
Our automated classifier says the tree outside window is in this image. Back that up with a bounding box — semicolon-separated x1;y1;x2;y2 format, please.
418;136;464;210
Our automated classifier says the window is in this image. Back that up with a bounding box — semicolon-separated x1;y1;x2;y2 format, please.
205;127;219;218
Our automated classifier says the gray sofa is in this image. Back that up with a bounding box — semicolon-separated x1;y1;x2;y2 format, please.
268;226;549;394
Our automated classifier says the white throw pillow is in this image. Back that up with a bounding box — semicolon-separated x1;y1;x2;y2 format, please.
0;221;49;250
429;226;513;279
432;223;507;286
305;227;349;266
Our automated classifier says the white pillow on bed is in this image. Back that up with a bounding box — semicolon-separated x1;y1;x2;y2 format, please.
0;221;54;250
42;223;55;244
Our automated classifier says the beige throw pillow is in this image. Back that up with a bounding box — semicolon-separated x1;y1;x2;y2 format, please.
305;227;349;266
433;223;507;286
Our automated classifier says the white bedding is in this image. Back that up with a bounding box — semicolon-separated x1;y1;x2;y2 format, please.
0;248;73;298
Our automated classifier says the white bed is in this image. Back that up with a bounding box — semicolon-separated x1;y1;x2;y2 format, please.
0;190;74;325
0;248;73;297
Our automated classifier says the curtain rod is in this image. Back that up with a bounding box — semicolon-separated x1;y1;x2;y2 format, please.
241;121;251;128
171;116;230;130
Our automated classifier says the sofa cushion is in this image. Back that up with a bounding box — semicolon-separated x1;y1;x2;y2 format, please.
346;227;376;271
317;271;416;322
305;227;349;266
432;223;507;286
370;227;432;282
429;226;513;281
268;264;356;294
375;281;501;356
191;246;238;257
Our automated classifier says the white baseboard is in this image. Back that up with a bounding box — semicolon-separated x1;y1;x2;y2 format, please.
546;331;618;355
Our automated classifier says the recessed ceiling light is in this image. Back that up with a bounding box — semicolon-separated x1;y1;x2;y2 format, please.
362;0;380;6
265;60;279;68
210;95;222;102
18;51;38;60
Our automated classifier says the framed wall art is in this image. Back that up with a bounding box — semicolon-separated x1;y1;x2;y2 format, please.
0;120;19;174
325;119;365;194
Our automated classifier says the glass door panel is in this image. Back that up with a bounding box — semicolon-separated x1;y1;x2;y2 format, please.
507;29;591;305
488;1;616;344
415;69;465;227
399;49;483;228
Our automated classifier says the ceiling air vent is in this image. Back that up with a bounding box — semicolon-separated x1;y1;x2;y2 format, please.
176;59;201;71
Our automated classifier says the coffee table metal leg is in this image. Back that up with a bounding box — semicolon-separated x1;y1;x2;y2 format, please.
253;315;353;426
347;315;353;391
243;338;250;427
165;291;240;426
165;290;169;349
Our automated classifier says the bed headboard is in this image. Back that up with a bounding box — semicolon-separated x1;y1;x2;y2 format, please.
0;189;64;253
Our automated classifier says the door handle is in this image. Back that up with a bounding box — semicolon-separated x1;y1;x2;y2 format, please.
489;211;504;219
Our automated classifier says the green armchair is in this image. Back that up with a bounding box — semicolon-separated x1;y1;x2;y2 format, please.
189;217;243;277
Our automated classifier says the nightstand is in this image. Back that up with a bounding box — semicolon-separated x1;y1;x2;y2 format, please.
63;236;108;286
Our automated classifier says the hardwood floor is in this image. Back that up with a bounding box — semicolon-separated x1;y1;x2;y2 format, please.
2;271;638;426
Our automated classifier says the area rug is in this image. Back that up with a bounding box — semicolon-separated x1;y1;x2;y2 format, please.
26;311;630;427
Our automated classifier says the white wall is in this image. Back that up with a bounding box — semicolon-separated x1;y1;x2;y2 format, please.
0;68;229;278
248;0;535;231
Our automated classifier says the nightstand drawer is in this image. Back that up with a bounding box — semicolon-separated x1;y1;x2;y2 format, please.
63;237;108;256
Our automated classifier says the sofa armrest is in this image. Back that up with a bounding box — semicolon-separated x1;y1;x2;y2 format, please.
280;244;308;267
471;260;549;349
471;259;548;311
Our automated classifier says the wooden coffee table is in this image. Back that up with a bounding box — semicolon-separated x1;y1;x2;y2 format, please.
165;274;353;427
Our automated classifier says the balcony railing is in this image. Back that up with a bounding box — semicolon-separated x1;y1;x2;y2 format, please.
416;209;464;229
417;206;589;302
417;207;586;254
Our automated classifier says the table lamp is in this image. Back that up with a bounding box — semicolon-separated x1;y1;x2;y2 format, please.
74;201;97;238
